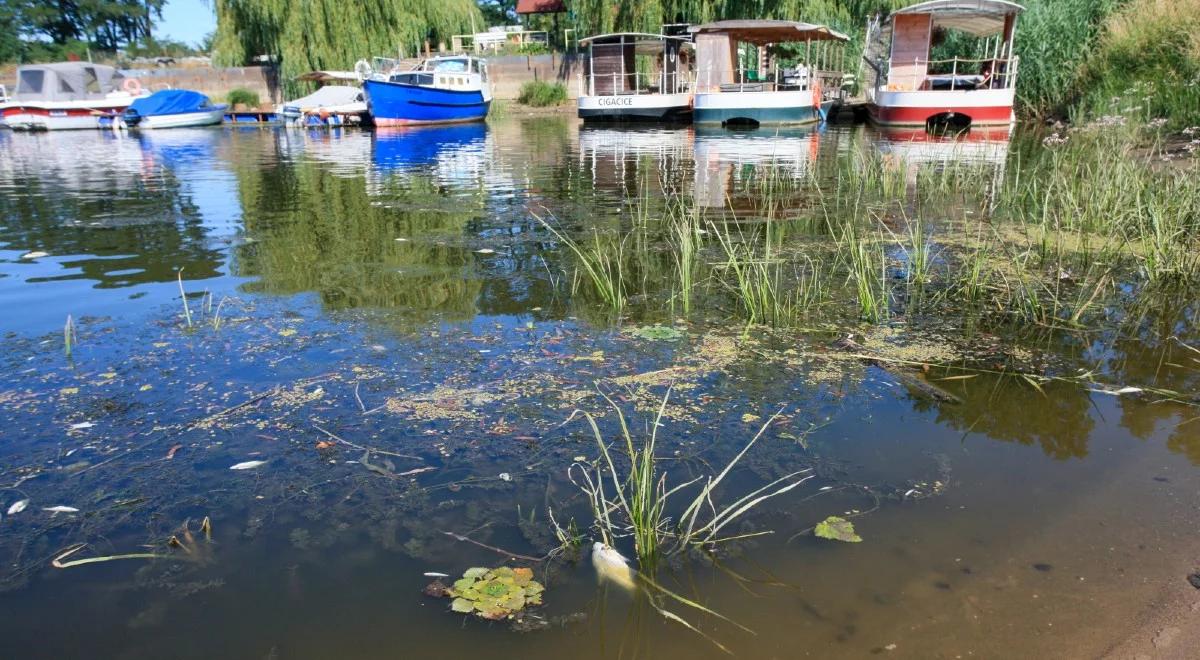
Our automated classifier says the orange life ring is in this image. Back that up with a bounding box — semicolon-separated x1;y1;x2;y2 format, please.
123;78;143;95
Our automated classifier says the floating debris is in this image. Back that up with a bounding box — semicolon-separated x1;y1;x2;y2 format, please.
628;325;685;341
229;460;268;470
814;516;862;543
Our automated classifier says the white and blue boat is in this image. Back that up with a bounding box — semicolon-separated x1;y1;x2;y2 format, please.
363;56;492;127
122;89;226;129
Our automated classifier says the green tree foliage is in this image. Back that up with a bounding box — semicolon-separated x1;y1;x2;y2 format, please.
15;0;165;50
213;0;484;85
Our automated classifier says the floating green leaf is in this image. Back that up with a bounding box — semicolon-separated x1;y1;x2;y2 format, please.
442;566;545;619
814;516;862;543
629;325;685;341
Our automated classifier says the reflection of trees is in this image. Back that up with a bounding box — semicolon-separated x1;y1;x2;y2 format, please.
911;373;1094;460
0;134;223;287
229;156;483;321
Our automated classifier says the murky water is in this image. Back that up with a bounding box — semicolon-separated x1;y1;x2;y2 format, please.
0;120;1196;659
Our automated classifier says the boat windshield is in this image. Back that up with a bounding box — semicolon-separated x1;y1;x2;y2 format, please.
431;59;471;73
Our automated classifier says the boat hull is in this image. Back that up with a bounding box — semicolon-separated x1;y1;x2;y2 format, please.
692;90;824;126
867;89;1016;127
133;108;226;129
364;80;489;126
1;104;128;131
578;93;692;122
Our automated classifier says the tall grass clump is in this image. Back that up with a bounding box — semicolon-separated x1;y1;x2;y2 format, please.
534;213;626;313
570;390;813;572
1013;0;1122;115
226;88;261;108
1073;0;1200;127
518;80;567;107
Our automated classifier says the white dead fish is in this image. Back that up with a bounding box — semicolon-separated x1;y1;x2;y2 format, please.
69;422;95;430
43;506;79;513
498;472;512;482
592;542;636;592
423;572;450;578
475;248;496;254
21;251;49;260
229;460;268;470
7;499;29;515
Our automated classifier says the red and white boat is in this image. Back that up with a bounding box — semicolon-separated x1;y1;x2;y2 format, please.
863;0;1023;130
0;62;147;131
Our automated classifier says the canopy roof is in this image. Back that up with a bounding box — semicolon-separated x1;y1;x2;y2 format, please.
294;70;362;83
283;85;364;110
580;32;693;47
892;0;1024;37
13;62;125;102
126;90;217;116
689;20;849;45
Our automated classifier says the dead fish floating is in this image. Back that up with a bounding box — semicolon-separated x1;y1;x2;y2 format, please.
229;460;268;470
423;572;450;578
7;499;29;515
43;506;80;513
591;542;636;592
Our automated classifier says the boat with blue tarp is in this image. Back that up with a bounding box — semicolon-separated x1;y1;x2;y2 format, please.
122;89;226;129
363;56;492;126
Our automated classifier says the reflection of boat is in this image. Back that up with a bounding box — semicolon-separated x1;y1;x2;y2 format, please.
690;21;848;127
279;71;368;126
577;125;693;193
364;56;492;126
871;126;1010;176
0;63;146;130
577;33;694;122
863;1;1024;129
693;126;819;207
123;90;226;129
371;124;489;170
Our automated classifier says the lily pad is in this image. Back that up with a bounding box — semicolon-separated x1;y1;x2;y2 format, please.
463;567;490;579
814;516;862;543
450;598;475;613
629;325;685;341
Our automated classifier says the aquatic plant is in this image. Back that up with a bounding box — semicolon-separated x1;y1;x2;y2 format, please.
534;212;626;314
63;314;76;358
443;566;544;620
569;389;813;571
225;88;260;108
813;516;862;543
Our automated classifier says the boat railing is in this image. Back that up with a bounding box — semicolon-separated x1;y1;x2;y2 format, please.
695;66;845;99
876;55;1020;92
579;70;694;98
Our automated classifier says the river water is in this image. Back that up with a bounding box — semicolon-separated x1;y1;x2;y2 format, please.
0;119;1196;659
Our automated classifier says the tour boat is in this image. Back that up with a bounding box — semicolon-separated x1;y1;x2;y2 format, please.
279;70;368;127
122;90;226;129
863;0;1024;130
577;32;694;122
689;20;849;127
363;56;492;126
0;62;147;131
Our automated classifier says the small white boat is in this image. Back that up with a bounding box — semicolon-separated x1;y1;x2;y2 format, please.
0;62;147;130
122;90;226;129
279;70;368;126
577;32;694;122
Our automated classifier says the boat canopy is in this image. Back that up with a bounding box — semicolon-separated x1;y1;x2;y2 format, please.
13;62;125;101
891;0;1024;37
284;85;364;110
688;20;849;45
580;32;693;47
126;90;215;116
294;70;362;83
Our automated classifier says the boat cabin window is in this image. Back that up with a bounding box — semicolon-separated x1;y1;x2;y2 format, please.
389;72;435;86
84;67;102;93
17;69;44;94
431;59;470;73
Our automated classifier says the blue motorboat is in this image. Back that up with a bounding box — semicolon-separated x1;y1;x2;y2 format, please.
363;56;492;126
122;89;226;129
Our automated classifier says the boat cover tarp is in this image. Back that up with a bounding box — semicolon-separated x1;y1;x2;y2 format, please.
14;62;124;102
283;85;364;110
128;90;213;116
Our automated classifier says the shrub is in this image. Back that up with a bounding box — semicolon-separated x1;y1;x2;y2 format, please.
517;80;566;107
226;88;261;108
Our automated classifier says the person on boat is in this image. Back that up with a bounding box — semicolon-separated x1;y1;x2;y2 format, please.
975;60;995;90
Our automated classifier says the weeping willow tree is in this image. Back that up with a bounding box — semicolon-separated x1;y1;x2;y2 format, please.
213;0;483;89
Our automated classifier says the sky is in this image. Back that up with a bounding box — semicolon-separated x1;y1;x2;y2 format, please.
155;0;217;47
